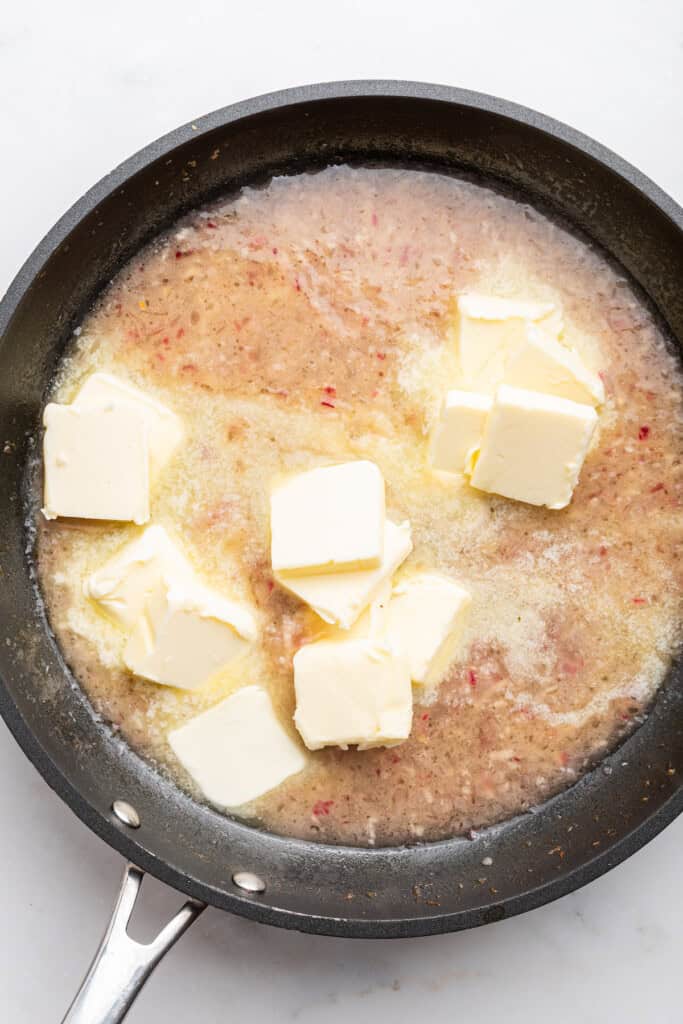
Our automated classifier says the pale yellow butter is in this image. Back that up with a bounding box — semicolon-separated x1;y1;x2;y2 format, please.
347;578;394;642
430;390;492;474
74;372;184;480
124;578;257;690
43;403;150;524
293;637;412;751
270;460;385;576
84;525;193;629
453;293;562;392
276;520;412;629
504;325;604;406
385;573;471;687
168;686;306;807
469;384;598;509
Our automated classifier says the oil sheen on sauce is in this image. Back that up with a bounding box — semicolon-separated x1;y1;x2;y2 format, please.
37;167;683;847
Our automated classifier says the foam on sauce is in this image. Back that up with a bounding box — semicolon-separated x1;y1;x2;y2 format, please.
37;167;683;846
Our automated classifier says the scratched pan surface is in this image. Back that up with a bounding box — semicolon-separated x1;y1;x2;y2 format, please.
0;81;682;938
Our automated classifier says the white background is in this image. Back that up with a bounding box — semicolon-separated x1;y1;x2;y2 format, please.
2;1;682;1020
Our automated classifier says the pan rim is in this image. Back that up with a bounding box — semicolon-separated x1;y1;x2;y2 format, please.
1;79;682;938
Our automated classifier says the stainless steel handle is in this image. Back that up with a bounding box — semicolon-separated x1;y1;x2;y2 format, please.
61;863;206;1024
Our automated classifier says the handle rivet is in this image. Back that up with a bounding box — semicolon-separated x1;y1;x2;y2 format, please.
232;871;266;894
112;800;141;828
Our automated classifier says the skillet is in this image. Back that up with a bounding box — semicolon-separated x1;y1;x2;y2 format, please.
0;81;682;1022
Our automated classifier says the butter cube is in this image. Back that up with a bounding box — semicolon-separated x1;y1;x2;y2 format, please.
469;384;598;509
348;578;394;642
276;520;412;629
271;460;385;576
430;390;492;474
504;325;604;406
43;403;149;524
74;372;184;480
453;294;562;392
85;525;194;629
124;579;257;690
385;574;471;687
293;638;412;750
169;686;306;807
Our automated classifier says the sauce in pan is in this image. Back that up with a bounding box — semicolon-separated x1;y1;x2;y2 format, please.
38;167;683;846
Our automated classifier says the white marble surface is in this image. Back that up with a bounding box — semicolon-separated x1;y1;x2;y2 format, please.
2;1;682;1020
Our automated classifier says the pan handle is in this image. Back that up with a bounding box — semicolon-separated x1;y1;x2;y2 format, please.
61;862;206;1024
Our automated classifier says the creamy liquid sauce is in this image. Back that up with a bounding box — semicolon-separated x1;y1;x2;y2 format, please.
37;167;683;846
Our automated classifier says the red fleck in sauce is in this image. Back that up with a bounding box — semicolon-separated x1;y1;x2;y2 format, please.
37;166;683;847
312;799;334;817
